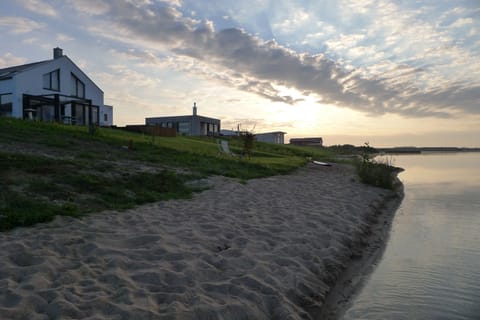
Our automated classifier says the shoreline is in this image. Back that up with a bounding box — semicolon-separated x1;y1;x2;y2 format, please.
0;163;403;319
319;179;404;319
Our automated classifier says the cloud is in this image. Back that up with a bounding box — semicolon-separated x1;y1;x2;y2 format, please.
0;53;28;68
73;0;479;118
272;8;310;34
449;17;474;29
159;0;183;7
56;33;74;42
66;0;110;16
0;16;45;34
96;64;162;89
17;0;57;17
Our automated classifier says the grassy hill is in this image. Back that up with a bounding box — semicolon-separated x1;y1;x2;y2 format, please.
0;118;334;231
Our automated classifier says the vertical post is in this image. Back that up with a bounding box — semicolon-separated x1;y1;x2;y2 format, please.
54;94;60;122
71;103;76;124
88;100;95;135
22;94;28;119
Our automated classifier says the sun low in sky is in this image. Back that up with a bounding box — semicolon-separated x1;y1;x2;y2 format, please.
1;0;479;147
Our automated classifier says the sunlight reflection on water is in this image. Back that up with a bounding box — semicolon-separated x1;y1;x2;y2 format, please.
343;153;480;320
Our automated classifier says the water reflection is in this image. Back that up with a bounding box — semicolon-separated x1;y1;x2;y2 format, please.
343;153;480;320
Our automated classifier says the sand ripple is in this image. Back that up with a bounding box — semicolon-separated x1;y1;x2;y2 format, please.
0;164;397;319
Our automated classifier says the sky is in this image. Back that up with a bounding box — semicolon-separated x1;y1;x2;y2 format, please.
0;0;479;147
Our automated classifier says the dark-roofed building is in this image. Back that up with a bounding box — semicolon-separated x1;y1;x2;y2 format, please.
0;47;112;126
290;137;323;146
145;103;220;136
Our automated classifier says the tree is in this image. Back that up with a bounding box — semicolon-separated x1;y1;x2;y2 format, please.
241;131;255;159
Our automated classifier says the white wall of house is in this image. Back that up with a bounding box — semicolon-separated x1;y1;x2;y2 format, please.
0;78;15;116
0;78;14;94
100;105;113;126
13;56;103;114
0;49;108;123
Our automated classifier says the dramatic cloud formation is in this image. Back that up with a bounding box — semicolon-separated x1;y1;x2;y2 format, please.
71;0;479;118
2;0;479;146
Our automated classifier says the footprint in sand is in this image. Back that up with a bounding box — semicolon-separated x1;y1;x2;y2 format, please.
0;290;22;308
122;235;161;248
9;252;45;267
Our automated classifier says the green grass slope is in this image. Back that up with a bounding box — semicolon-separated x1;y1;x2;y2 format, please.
0;118;333;231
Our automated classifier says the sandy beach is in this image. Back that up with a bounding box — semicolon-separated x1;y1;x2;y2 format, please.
0;163;401;319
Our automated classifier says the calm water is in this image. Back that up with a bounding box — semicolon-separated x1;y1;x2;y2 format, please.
343;153;480;320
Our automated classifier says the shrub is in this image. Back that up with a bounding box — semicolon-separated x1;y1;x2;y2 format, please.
241;131;255;159
355;143;399;189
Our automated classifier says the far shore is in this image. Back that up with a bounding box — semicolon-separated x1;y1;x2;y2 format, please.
0;163;402;319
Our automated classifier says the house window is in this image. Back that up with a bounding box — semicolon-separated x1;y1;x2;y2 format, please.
71;73;85;98
178;121;190;135
0;93;13;116
42;69;60;91
104;114;108;122
91;107;98;125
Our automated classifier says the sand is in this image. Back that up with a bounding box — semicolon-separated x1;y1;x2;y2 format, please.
0;163;402;319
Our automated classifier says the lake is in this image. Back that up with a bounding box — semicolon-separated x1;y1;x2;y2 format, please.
342;152;480;320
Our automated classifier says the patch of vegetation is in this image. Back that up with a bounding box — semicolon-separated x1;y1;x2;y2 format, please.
327;143;377;155
0;191;80;231
354;143;401;190
0;149;194;230
241;131;255;159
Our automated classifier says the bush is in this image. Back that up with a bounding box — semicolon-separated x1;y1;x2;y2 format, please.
241;131;255;159
355;143;399;190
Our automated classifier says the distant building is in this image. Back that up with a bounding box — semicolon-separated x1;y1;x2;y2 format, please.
0;47;113;126
100;105;113;127
145;103;220;136
256;131;286;144
220;129;241;136
220;128;248;137
290;137;323;146
221;130;286;144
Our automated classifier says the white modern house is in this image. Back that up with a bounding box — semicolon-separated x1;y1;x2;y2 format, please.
0;47;113;126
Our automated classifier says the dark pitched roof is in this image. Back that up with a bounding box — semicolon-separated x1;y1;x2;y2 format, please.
0;60;51;80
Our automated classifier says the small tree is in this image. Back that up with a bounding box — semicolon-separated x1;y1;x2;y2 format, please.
241;131;255;159
356;142;399;189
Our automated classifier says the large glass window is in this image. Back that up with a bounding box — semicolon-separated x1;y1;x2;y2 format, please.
42;69;60;91
0;93;13;116
40;105;55;122
71;73;85;98
73;104;85;125
91;107;98;125
178;122;190;135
